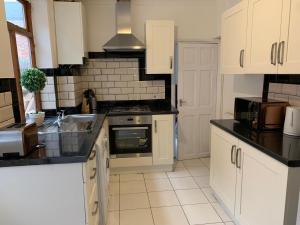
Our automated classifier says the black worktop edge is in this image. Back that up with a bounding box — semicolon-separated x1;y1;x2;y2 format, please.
210;120;299;167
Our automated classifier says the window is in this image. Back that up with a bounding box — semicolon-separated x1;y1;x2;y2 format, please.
4;0;39;116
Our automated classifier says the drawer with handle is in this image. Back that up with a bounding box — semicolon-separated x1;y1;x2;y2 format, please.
85;148;98;201
88;185;99;225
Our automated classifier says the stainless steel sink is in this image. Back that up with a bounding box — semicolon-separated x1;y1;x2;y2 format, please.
38;114;97;134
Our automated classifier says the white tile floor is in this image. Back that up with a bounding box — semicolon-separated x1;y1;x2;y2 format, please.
108;158;235;225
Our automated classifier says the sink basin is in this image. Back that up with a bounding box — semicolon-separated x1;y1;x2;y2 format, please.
38;114;97;134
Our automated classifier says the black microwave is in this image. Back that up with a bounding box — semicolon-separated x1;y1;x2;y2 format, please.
234;97;289;130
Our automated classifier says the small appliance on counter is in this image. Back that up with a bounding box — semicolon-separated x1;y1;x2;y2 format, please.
234;97;289;130
0;122;39;158
284;106;300;136
82;89;97;114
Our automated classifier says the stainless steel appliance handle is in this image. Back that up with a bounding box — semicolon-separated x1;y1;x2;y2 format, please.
154;120;157;133
91;201;99;216
231;145;236;164
236;148;241;169
90;168;97;179
112;127;149;131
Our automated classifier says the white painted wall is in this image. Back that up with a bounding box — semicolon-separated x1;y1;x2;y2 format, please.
83;0;218;52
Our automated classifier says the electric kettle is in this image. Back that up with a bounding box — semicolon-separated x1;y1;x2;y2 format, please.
283;106;300;136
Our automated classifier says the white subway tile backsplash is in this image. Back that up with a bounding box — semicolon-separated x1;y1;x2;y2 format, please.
47;77;54;85
140;81;153;87
119;62;133;68
77;58;166;101
102;82;114;88
134;87;147;94
42;101;56;110
95;75;108;81
147;87;159;93
128;81;140;88
115;68;128;74
107;62;120;68
0;93;5;107
0;105;14;123
102;69;115;75
121;75;134;81
282;84;298;96
4;92;12;105
115;82;127;87
103;95;116;101
269;83;300;106
116;95;129;100
58;76;68;84
121;87;134;94
108;75;121;81
109;88;122;95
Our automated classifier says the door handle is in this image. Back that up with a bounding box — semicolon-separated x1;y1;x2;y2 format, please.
278;41;285;65
179;99;186;107
239;49;245;68
236;148;241;169
154;120;157;133
231;145;236;164
170;56;173;69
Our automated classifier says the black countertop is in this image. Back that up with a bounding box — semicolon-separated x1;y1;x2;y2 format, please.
0;102;178;168
211;119;300;167
0;114;106;167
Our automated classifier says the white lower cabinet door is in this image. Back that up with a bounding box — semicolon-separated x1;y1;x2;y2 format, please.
152;115;174;165
210;126;238;215
236;141;289;225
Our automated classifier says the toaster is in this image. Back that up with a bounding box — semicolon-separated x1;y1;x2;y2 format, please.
0;122;38;157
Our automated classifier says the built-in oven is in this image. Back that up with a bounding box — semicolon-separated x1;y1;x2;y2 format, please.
109;115;152;158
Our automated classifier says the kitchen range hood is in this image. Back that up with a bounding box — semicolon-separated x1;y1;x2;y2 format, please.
103;0;145;52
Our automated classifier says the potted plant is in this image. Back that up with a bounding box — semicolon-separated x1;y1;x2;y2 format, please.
21;68;47;126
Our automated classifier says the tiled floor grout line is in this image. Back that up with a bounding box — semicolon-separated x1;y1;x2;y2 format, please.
166;164;192;225
143;173;157;225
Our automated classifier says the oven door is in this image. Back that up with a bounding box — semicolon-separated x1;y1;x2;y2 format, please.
109;125;152;158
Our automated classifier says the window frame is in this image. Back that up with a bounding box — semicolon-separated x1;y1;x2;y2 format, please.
6;0;40;121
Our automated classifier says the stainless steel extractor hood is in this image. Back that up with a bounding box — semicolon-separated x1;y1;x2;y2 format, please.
103;0;145;52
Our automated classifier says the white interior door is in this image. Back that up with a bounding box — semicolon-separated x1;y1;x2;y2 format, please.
177;42;218;160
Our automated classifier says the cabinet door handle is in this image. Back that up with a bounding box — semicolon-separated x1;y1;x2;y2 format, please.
271;42;278;65
92;201;99;216
236;148;241;169
106;158;110;169
231;145;236;164
89;150;96;160
90;168;97;179
179;99;186;107
170;56;173;69
278;41;285;65
239;50;245;68
154;120;157;133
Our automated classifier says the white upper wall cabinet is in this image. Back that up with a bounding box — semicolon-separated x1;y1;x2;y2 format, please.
146;20;175;74
0;0;14;78
245;0;283;74
54;2;87;65
221;0;249;74
278;0;300;74
221;0;300;75
32;0;58;69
